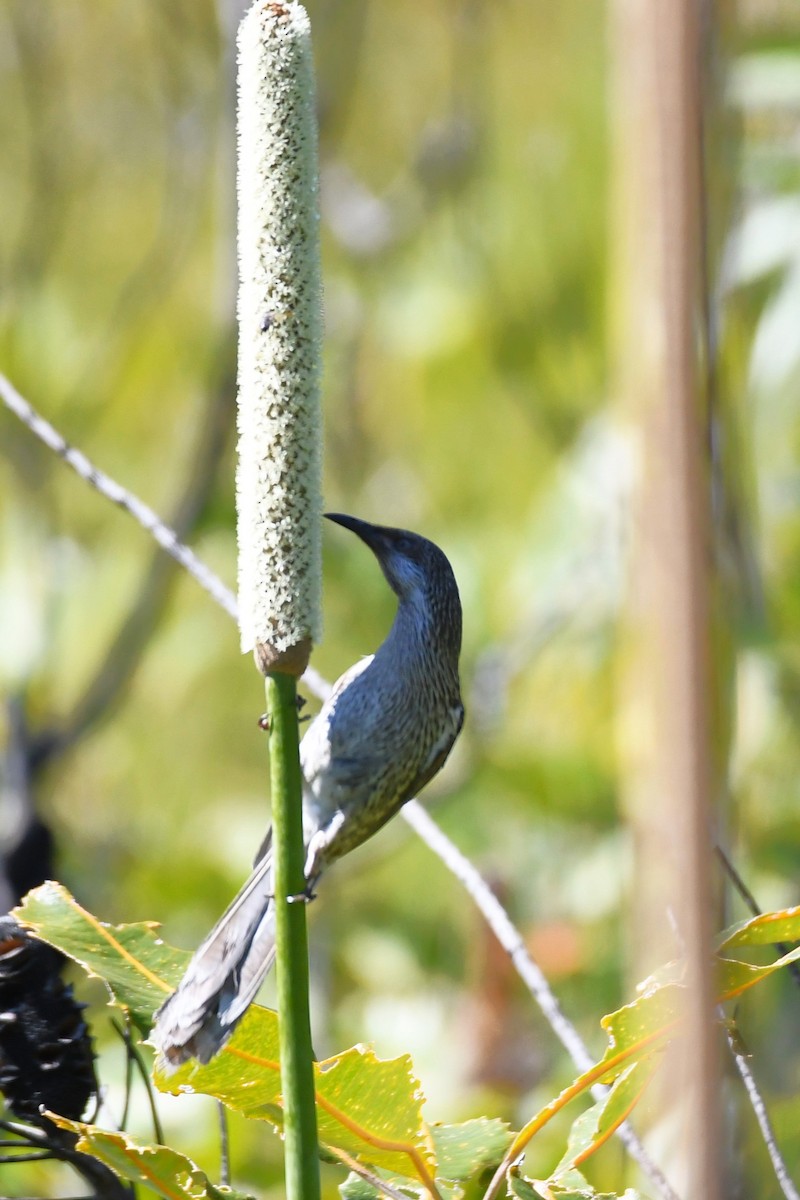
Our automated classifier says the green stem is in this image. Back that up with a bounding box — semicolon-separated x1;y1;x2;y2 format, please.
266;670;320;1200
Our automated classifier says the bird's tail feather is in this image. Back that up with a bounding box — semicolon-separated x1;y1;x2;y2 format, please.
152;846;276;1067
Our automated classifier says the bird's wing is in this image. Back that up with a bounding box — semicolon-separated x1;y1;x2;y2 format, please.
252;825;272;868
411;701;465;795
304;751;386;824
300;654;377;791
152;846;276;1066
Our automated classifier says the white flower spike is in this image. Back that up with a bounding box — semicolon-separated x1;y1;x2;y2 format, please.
236;0;323;675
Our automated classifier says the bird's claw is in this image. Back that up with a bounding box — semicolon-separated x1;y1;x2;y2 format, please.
260;695;309;730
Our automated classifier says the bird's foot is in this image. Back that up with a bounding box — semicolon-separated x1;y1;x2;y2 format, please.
259;695;309;731
287;882;317;904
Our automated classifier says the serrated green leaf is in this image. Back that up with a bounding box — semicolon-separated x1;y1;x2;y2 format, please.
48;1115;254;1200
315;1045;434;1176
14;881;188;1030
430;1117;512;1180
717;905;800;952
158;1036;434;1181
18;885;433;1184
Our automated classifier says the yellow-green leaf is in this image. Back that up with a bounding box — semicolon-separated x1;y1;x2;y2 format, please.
430;1117;512;1180
48;1116;254;1200
14;881;185;1030
157;1036;434;1182
553;1057;659;1177
717;906;800;952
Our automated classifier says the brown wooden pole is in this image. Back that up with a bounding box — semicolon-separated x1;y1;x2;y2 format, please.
611;0;720;1195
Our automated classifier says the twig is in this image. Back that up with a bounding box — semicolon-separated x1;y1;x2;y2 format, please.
0;1119;48;1141
0;1149;53;1163
3;368;236;768
110;1017;165;1146
0;1118;133;1200
404;801;596;1073
721;1008;800;1200
110;1018;134;1132
716;843;763;919
217;1102;230;1187
330;1145;414;1200
0;373;237;622
402;799;680;1200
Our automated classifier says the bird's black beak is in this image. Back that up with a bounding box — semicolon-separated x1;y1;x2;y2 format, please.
324;512;387;556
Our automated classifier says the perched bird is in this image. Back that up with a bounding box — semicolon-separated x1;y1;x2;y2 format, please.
152;513;464;1065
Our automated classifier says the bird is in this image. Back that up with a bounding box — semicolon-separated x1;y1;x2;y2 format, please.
151;513;464;1066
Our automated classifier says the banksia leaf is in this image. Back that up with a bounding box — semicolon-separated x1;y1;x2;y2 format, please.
236;0;323;675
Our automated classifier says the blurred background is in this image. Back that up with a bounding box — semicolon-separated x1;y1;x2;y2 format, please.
1;1;800;1196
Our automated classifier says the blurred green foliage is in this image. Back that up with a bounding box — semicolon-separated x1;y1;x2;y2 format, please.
2;1;800;1197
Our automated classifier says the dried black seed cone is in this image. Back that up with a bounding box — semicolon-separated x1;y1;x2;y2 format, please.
0;916;97;1123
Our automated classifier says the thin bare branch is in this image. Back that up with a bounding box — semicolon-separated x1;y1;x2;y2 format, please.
330;1145;415;1200
403;800;595;1072
0;1118;133;1200
217;1101;231;1187
402;799;680;1200
2;370;238;766
0;373;237;622
0;1151;53;1163
722;1010;800;1200
110;1017;164;1146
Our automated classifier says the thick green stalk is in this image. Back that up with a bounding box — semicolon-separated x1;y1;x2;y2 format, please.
266;670;320;1200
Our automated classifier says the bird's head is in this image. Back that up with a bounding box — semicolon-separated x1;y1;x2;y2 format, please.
324;514;461;649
